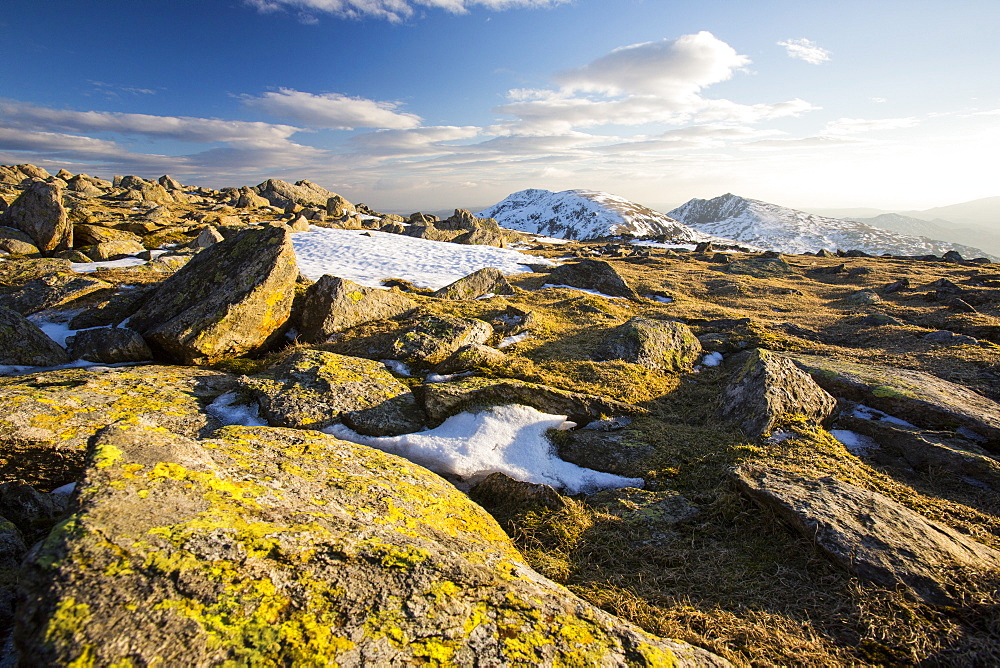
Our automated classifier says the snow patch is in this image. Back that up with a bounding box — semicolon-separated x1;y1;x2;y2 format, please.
70;257;148;273
701;352;724;367
292;226;553;289
831;429;879;455
324;404;643;494
498;332;530;348
851;404;916;428
541;284;630;300
206;392;268;427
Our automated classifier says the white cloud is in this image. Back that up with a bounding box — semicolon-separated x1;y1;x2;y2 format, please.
347;125;480;155
243;0;566;22
491;33;816;133
823;117;919;135
243;88;422;130
555;32;750;98
0;99;302;144
778;38;831;65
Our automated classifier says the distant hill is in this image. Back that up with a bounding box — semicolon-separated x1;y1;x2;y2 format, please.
669;193;998;260
477;189;721;242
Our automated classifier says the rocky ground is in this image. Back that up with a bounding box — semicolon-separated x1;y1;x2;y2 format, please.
1;164;999;665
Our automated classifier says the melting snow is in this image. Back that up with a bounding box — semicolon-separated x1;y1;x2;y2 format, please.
701;352;724;367
540;284;630;300
206;392;268;427
498;332;531;348
324;404;643;494
70;257;148;273
292;226;553;289
831;429;879;455
851;404;916;428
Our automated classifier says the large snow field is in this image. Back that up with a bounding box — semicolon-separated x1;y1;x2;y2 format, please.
325;404;643;494
292;226;555;289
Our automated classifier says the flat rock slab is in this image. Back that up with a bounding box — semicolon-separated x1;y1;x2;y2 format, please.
0;365;236;489
731;465;1000;606
15;419;729;666
238;349;420;432
418;377;641;428
786;353;1000;452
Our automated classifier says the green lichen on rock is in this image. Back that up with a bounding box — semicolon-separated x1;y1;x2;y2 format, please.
15;419;726;666
595;317;702;372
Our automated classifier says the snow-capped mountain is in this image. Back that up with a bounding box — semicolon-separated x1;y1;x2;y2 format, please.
669;193;997;259
477;189;718;242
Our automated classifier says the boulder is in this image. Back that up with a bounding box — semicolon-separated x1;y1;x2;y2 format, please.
65;327;153;364
128;225;298;364
80;240;146;261
0;305;70;366
72;224;142;247
158;175;184;191
454;227;507;248
786;354;1000;453
191;225;224;249
469;472;567;525
15;419;727;666
731;465;1000;606
431;267;515;300
126;182;175;205
417;377;640;428
0;226;40;256
554;429;653;477
252;179;337;209
716;349;836;439
326;194;356;218
546;259;641;301
405;222;461;243
296;275;415;344
433;343;508;375
237;349;419;432
1;272;111;315
0;480;68;542
68;285;156;329
0;181;71;255
233;186;270;210
595;317;702;372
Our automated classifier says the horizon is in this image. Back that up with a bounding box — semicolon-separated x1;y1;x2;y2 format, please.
1;0;997;214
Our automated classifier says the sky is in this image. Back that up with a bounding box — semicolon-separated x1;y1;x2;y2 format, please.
1;0;998;214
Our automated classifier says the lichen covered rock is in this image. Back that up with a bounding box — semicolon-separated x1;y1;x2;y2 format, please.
237;349;418;431
0;181;71;255
595;316;702;372
546;259;641;301
716;349;836;438
65;327;153;364
0;305;70;366
15;419;727;666
128;225;298;364
431;266;515;300
296;275;415;344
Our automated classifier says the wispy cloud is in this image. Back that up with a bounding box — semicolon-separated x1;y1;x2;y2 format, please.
242;88;422;130
778;38;831;65
823;117;919;135
243;0;567;22
86;81;159;99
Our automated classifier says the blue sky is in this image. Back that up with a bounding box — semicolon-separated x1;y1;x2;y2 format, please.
1;0;997;213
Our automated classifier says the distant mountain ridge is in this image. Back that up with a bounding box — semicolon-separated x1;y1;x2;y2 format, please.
476;188;720;242
669;193;998;260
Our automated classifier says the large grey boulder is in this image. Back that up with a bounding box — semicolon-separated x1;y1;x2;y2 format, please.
786;354;1000;453
546;259;641;301
237;349;421;432
0;181;71;255
0;305;70;366
716;349;836;439
731;465;1000;606
297;275;415;344
128;225;298;364
431;267;515;300
65;327;153;364
15;419;727;666
595;317;702;372
252;178;338;209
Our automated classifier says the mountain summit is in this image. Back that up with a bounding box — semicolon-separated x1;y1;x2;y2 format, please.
669;193;997;259
477;188;717;242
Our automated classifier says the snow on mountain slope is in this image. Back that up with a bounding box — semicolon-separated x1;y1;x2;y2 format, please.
669;193;998;259
477;189;720;242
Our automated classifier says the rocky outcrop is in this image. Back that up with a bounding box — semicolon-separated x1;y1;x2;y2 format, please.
72;224;142;247
0;181;71;255
417;377;639;427
787;354;1000;452
252;179;338;209
1;272;111;316
0;306;70;366
554;428;653;477
431;266;515;300
237;349;420;432
79;239;146;261
330;314;494;368
546;259;641;301
0;226;40;256
731;465;1000;606
716;349;836;438
15;419;726;666
595;317;702;372
296;275;415;344
433;343;508;375
128;225;298;364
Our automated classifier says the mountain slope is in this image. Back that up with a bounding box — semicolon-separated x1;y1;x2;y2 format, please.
669;193;998;259
909;196;1000;228
477;189;718;242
